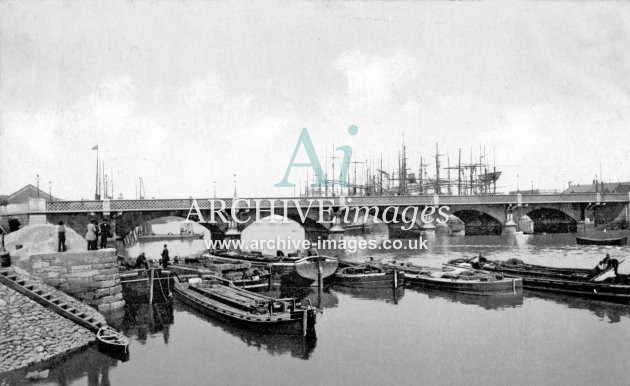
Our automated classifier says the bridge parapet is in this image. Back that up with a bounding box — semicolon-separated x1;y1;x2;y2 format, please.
0;193;622;216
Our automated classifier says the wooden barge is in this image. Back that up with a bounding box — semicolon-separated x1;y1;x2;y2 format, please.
333;264;404;288
173;275;316;335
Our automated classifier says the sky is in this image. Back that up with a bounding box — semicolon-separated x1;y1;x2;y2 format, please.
1;0;629;200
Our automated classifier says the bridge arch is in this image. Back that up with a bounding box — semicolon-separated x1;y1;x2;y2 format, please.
451;209;503;235
526;208;578;233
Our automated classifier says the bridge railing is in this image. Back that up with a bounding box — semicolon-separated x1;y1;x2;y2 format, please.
26;192;630;214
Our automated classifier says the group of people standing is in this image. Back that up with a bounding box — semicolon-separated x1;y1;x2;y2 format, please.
85;219;112;251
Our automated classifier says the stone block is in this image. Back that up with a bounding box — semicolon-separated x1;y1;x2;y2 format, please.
69;265;93;272
94;288;111;297
109;285;122;295
32;262;44;269
97;303;112;312
97;280;117;288
109;300;125;310
66;271;98;279
67;278;89;285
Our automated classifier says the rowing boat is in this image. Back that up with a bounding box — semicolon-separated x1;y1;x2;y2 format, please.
97;326;130;355
173;275;316;335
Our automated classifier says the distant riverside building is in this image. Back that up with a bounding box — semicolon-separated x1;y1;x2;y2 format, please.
0;184;58;205
562;181;630;194
0;184;59;232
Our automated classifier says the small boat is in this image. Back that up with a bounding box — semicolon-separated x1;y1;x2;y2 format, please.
576;236;627;246
173;275;316;335
97;326;129;355
334;264;404;288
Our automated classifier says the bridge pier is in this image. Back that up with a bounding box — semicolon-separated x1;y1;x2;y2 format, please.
224;215;241;246
503;211;517;236
419;215;436;239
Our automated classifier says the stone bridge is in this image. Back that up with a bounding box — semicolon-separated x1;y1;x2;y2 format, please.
2;193;628;237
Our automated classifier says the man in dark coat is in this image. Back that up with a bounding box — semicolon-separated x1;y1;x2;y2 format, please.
99;220;111;249
161;244;170;269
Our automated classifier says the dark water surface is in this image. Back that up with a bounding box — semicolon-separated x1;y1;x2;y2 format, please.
8;234;630;385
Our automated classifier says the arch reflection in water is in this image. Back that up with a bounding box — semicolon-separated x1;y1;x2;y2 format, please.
524;290;630;324
173;302;317;360
406;286;524;311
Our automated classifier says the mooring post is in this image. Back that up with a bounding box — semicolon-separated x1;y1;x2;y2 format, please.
317;256;323;290
149;268;154;305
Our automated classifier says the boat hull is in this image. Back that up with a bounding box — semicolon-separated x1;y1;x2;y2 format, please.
334;270;405;288
173;283;315;335
576;236;627;246
520;277;630;304
405;274;523;296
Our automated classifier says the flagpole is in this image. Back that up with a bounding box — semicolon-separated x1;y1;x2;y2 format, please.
94;145;99;200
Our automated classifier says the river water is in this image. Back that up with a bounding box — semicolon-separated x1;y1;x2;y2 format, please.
6;231;630;386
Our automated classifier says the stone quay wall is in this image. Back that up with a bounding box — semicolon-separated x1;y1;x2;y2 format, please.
15;249;125;312
0;273;96;374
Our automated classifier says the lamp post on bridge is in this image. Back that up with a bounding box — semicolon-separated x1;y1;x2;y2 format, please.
36;174;40;197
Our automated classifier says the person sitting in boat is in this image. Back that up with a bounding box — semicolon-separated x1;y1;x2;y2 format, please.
135;252;149;270
307;247;319;257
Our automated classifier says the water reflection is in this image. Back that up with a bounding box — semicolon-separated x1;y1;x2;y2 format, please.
108;303;175;345
406;285;524;311
277;285;339;310
0;346;119;386
173;302;317;360
330;284;404;304
524;290;630;324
